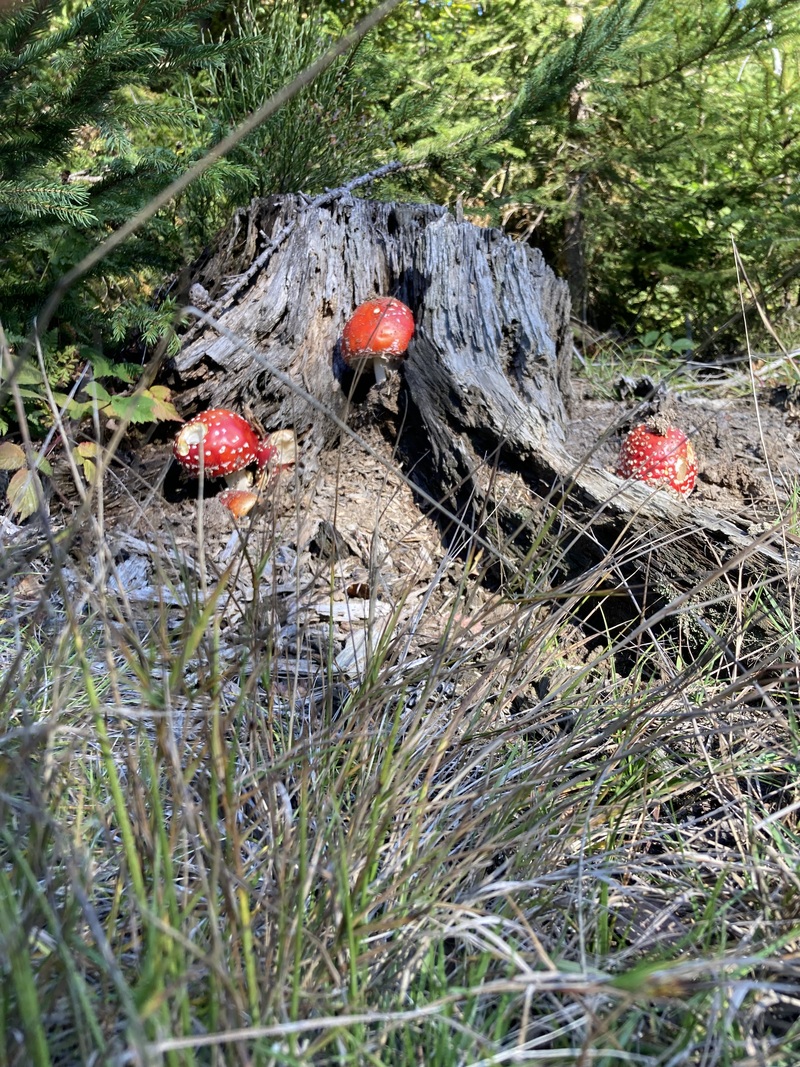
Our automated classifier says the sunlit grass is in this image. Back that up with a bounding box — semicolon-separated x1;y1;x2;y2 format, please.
1;280;799;1063
578;327;800;402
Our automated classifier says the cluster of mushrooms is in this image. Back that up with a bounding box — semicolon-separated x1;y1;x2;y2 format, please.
172;410;297;517
173;296;699;509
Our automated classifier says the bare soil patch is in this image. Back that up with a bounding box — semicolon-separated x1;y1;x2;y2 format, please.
568;375;800;522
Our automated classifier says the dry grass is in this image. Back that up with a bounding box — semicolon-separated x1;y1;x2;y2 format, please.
2;386;800;1067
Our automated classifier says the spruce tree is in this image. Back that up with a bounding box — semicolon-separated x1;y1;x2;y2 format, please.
0;0;234;347
321;0;800;345
0;0;383;358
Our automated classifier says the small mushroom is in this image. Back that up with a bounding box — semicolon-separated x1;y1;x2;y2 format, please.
616;420;697;496
173;408;260;490
263;428;297;470
255;436;276;470
218;488;259;518
340;297;414;384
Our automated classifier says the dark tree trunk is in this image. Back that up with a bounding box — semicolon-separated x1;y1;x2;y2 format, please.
172;194;793;661
561;83;589;322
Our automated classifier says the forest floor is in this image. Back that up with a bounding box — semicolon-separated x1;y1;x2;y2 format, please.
9;356;799;725
37;359;800;687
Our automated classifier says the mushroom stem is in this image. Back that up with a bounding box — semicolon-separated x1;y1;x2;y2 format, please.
224;469;254;491
373;357;388;385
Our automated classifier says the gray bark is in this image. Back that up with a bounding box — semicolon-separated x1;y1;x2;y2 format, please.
174;194;572;452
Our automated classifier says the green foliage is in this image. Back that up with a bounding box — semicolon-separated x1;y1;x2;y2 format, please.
60;350;183;426
0;0;385;334
0;0;386;436
0;0;230;340
0;342;181;514
324;0;800;345
506;0;800;342
4;0;800;434
0;341;81;436
501;0;656;134
190;0;388;228
539;0;800;339
0;340;181;439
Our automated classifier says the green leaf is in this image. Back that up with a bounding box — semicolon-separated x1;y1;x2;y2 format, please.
62;400;96;420
114;363;144;385
10;363;43;387
109;394;157;424
88;354;141;384
83;381;113;404
87;353;117;379
143;386;183;422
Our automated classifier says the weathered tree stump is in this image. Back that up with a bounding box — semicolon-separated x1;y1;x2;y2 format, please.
172;194;796;662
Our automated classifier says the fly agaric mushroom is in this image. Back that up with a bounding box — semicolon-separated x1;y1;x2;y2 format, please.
616;420;697;496
255;436;276;470
262;428;297;470
341;297;414;384
173;408;261;490
218;488;259;518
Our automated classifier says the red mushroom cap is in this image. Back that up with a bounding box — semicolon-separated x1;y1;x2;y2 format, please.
173;409;259;478
255;436;276;470
341;297;414;366
218;488;259;518
616;423;697;496
255;429;297;473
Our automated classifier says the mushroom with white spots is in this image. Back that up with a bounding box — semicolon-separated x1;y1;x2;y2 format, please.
616;419;697;496
173;408;261;490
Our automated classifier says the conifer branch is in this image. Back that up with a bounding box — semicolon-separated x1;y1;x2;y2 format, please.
34;0;405;344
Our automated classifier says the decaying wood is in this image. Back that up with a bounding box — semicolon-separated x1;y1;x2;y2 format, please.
172;194;797;659
174;195;571;449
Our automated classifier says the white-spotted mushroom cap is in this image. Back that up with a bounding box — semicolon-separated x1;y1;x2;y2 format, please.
616;422;697;496
173;409;260;479
341;297;414;382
